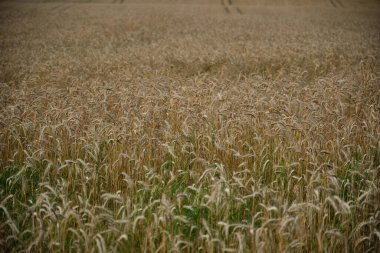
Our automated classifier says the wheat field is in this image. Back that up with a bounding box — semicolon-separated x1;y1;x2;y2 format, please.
0;0;379;252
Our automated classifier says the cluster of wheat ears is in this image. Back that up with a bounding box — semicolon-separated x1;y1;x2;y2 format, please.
0;1;379;252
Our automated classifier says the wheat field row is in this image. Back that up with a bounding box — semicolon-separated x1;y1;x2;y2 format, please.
0;2;379;252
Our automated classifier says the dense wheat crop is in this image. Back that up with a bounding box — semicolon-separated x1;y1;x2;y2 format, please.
0;0;379;252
